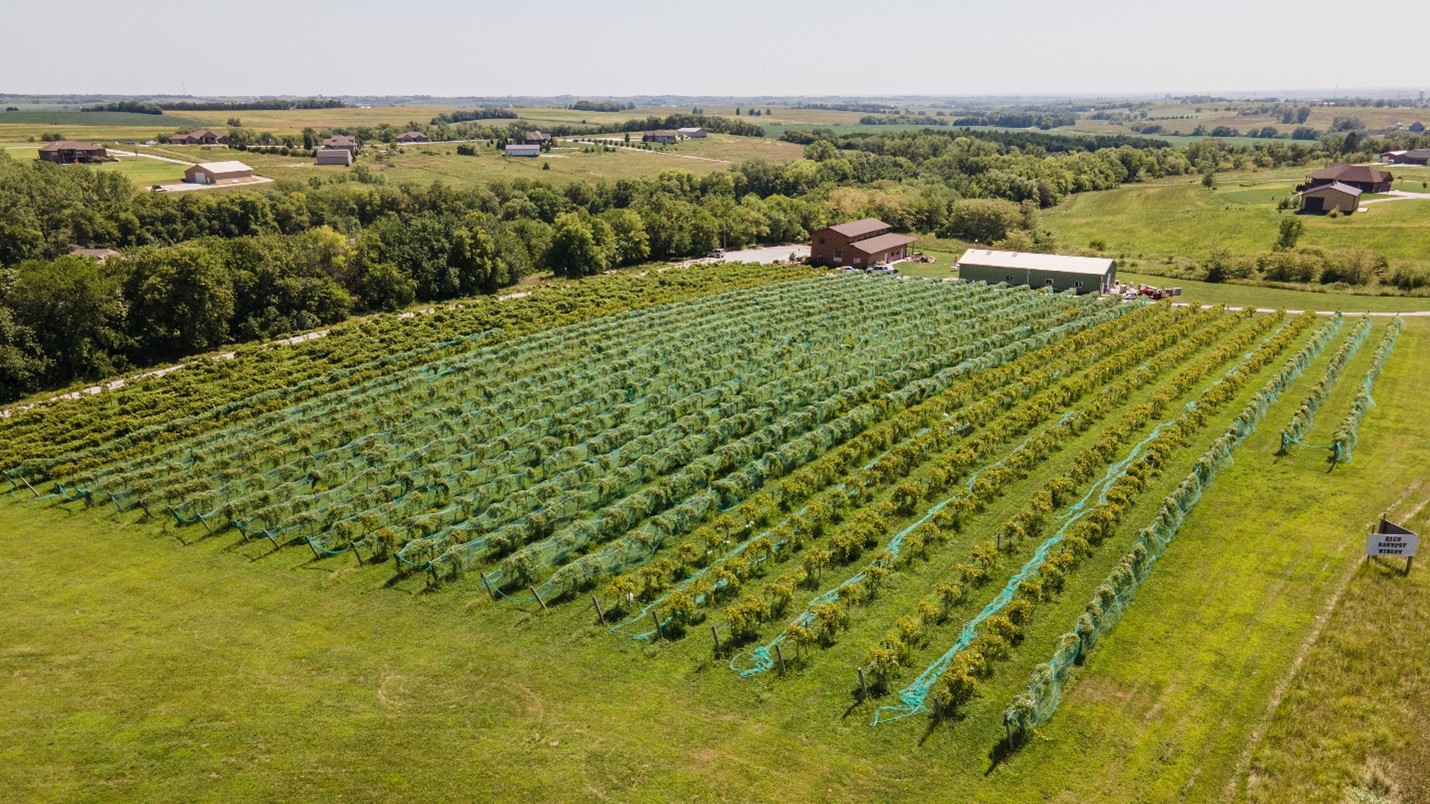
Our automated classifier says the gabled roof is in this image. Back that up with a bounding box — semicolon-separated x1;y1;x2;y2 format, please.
505;144;540;152
645;130;680;137
1404;148;1430;159
191;160;252;173
676;127;705;134
38;140;104;151
397;130;426;139
524;130;551;140
1307;163;1390;184
827;218;892;239
957;249;1115;276
322;135;358;146
188;129;223;138
847;233;916;255
1300;181;1362;197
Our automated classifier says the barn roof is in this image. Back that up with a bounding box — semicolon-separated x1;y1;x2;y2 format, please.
827;218;892;238
1300;181;1362;197
322;135;357;146
38;140;104;151
192;161;252;173
957;249;1115;276
1308;163;1390;184
848;233;916;254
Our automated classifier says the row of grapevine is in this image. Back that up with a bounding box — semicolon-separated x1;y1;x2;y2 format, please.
1330;318;1406;463
1003;313;1344;738
596;300;1167;632
869;311;1322;724
1279;314;1369;453
431;286;1103;587
718;306;1267;676
1;264;814;484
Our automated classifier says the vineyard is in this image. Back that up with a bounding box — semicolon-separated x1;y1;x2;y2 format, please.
1;263;1422;800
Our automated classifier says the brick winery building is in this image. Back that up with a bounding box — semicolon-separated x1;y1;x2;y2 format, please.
809;218;915;268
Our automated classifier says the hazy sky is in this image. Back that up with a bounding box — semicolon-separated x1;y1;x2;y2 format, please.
5;0;1426;97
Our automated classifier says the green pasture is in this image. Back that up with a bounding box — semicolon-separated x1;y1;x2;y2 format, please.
2;283;1426;800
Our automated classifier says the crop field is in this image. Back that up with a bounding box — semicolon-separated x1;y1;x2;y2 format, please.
1;264;1425;800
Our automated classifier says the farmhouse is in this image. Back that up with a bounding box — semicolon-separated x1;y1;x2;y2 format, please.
37;141;107;164
315;148;353;166
1393;148;1430;166
505;144;541;158
809;218;916;268
1298;182;1361;214
643;131;680;144
321;134;360;153
524;131;554;146
1305;163;1392;193
956;249;1116;294
676;127;707;138
396;131;428;143
183;160;254;185
1381;150;1408;163
168;129;227;145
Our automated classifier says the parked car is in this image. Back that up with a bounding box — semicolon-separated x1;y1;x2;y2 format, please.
706;249;725;259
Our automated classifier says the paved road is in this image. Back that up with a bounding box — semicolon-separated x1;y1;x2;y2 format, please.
1363;189;1430;205
109;148;196;166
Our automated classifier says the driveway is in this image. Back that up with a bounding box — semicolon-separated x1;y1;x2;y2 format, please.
152;176;274;193
679;244;810;266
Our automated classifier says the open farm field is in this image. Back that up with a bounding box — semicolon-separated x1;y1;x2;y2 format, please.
0;110;209;128
3;261;1425;800
141;135;806;188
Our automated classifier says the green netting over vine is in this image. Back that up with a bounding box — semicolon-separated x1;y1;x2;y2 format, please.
1280;314;1366;453
1004;314;1342;738
1330;318;1404;464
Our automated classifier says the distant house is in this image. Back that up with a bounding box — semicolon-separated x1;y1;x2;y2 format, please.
396;131;427;143
676;127;707;138
809;218;915;268
1411;122;1425;133
1381;150;1408;163
524;131;554;146
183;160;254;185
956;249;1116;294
69;247;120;263
37;141;107;164
642;130;680;144
321;134;360;154
1305;163;1392;193
1299;182;1361;214
315;148;353;166
168;129;227;145
505;144;541;158
1393;148;1430;166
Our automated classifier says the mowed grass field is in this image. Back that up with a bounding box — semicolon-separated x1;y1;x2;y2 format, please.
2;273;1427;800
1045;167;1430;277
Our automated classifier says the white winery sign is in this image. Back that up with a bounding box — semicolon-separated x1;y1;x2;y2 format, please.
1366;532;1419;557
